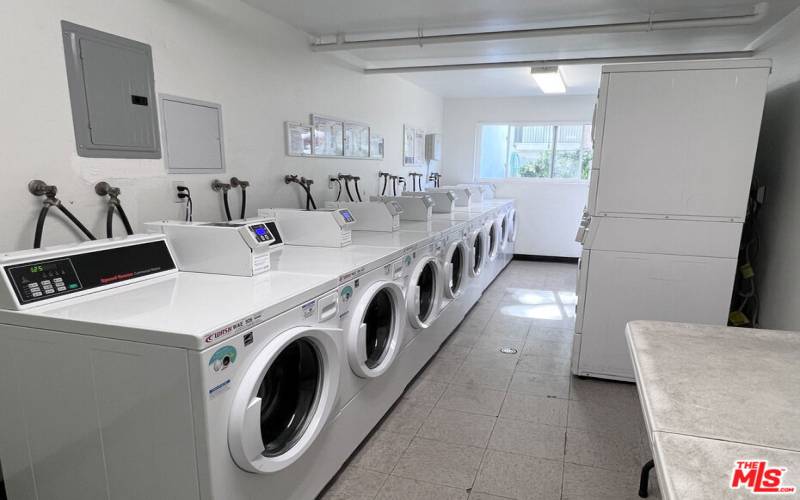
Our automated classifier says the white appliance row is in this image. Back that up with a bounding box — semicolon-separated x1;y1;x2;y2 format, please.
0;197;516;500
572;59;771;381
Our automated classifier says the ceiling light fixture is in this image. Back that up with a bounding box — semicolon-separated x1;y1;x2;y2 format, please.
531;66;567;94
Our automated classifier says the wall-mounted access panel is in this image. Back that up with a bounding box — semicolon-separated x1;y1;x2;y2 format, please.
160;95;225;173
62;21;161;158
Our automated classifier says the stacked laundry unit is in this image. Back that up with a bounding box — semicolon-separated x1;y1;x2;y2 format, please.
572;59;771;381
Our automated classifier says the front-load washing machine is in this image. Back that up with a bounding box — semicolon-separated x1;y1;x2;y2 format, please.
0;235;356;500
467;220;488;282
439;225;469;311
337;258;407;407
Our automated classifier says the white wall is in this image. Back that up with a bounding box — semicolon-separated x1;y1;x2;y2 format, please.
441;96;596;257
0;0;442;252
752;7;800;330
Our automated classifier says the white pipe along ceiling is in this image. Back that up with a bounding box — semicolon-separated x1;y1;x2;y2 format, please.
310;2;768;52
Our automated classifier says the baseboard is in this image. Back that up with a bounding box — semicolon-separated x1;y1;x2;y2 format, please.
513;254;579;264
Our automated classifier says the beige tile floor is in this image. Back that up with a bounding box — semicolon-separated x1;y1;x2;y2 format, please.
321;261;660;500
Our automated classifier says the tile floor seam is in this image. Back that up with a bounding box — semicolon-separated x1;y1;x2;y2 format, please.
384;473;474;497
560;380;572;500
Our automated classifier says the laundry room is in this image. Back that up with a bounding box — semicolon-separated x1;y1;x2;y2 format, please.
1;1;799;499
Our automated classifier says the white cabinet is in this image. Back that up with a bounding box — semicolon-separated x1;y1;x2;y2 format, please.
573;59;770;381
589;59;770;220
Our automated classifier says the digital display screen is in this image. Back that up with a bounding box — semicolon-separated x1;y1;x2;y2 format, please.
340;210;354;223
249;224;274;243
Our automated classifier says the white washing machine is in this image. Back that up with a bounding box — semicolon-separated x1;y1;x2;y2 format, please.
467;219;488;282
438;225;470;312
336;256;407;408
0;235;355;500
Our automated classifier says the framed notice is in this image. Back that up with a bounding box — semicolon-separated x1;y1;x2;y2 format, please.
344;122;370;158
312;115;344;156
415;129;426;165
403;125;416;166
370;134;385;159
285;121;312;156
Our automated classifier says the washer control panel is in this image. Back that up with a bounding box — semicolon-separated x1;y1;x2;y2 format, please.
1;238;176;308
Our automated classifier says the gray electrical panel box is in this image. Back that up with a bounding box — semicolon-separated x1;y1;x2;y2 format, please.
160;95;225;173
62;21;161;158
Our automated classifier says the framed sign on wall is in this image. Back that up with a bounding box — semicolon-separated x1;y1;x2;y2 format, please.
285;121;312;156
344;121;370;158
370;134;385;159
312;115;344;156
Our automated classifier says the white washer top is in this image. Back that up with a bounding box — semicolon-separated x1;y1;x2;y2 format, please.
349;230;435;251
0;270;337;350
270;245;403;278
398;219;467;234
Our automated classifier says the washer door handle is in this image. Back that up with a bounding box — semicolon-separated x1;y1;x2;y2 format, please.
358;322;368;361
414;285;421;316
243;397;265;461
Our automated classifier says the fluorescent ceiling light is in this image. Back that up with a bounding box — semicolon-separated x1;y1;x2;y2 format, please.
531;66;567;94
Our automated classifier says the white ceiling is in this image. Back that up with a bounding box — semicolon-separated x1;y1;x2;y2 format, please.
244;0;799;98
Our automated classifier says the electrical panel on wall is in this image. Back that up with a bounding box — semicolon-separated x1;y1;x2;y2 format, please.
62;21;161;159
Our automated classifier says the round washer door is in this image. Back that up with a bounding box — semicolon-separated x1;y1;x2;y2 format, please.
347;281;405;378
468;229;485;278
487;221;501;261
443;240;467;299
407;256;442;329
500;214;509;249
508;209;518;243
229;326;341;474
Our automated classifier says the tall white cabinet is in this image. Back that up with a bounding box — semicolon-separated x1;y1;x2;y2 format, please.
572;59;771;381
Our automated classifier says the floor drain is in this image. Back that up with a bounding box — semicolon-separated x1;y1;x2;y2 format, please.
499;347;518;354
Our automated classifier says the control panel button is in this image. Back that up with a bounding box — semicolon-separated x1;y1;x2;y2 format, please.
31;292;42;297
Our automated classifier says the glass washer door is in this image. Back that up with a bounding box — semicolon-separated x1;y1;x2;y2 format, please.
228;326;341;474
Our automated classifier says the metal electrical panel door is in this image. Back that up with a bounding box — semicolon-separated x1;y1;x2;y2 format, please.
160;95;225;173
62;21;161;158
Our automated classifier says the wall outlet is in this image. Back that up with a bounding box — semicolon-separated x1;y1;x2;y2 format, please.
171;180;186;203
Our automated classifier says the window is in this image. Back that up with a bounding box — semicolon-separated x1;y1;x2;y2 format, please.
478;123;592;181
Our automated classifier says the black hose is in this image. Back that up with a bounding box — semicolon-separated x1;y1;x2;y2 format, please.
335;179;342;201
307;187;318;210
223;191;232;221
57;204;96;241
116;203;134;235
344;180;355;202
240;189;247;220
33;205;50;249
392;178;397;196
354;178;363;201
106;205;115;238
399;179;407;193
381;176;388;195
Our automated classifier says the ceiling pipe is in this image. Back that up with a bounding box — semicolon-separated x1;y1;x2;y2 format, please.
362;50;756;74
311;3;767;52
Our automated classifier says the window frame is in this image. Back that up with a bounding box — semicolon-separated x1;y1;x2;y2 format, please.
474;121;592;184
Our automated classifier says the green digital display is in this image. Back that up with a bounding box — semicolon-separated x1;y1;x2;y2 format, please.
30;265;43;273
